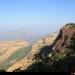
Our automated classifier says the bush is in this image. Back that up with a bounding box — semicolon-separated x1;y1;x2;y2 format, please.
14;37;75;72
24;48;75;72
65;23;75;28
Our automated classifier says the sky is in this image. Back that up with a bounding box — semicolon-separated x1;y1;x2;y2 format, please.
0;0;75;35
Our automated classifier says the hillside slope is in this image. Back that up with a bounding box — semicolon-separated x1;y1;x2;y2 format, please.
1;23;75;72
23;23;75;72
6;32;58;72
8;23;75;72
0;40;29;70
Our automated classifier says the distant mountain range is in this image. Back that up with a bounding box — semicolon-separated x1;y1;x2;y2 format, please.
0;29;45;43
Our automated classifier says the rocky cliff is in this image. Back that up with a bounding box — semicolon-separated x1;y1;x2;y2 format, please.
1;23;75;72
54;24;75;52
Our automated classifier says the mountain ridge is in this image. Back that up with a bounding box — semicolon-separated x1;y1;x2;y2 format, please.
7;23;75;72
0;23;75;72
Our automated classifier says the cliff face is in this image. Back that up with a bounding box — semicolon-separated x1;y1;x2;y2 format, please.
31;24;75;60
23;24;75;72
54;26;75;52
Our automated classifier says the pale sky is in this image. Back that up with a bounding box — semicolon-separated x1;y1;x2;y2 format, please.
0;0;75;35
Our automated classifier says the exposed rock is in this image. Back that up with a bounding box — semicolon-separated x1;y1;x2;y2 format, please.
54;24;75;52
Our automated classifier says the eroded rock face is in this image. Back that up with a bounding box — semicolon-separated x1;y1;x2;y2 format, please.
6;33;58;72
55;25;75;52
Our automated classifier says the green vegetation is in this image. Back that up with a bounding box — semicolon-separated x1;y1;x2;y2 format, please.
23;37;75;72
0;26;75;72
69;36;75;50
65;23;75;28
0;70;6;72
0;45;32;70
24;49;75;72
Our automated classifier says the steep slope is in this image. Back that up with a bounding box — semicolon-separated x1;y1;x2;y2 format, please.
8;23;75;72
6;32;58;72
54;23;75;52
2;23;75;72
23;23;75;72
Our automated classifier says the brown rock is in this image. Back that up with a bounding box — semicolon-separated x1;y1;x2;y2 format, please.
55;25;75;52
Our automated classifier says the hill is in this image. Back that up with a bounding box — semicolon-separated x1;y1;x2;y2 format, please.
0;23;75;72
6;32;58;72
0;40;30;70
23;23;75;72
7;23;75;72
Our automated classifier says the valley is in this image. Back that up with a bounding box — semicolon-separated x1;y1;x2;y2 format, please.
0;23;75;72
0;40;30;70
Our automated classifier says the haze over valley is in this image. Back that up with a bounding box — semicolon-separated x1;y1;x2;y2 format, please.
0;0;75;72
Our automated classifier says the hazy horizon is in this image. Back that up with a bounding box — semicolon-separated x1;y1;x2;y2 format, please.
0;0;75;41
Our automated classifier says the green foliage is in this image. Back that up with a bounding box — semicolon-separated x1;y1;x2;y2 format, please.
0;45;32;70
12;37;75;72
24;43;75;72
0;70;6;72
69;37;75;50
24;48;75;72
65;23;75;28
1;34;75;72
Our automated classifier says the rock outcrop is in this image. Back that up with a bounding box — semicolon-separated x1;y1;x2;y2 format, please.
54;24;75;52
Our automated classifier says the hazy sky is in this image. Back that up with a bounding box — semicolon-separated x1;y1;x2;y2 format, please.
0;0;75;35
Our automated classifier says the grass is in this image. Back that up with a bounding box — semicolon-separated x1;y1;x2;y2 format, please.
25;49;75;72
65;23;75;28
0;45;32;70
